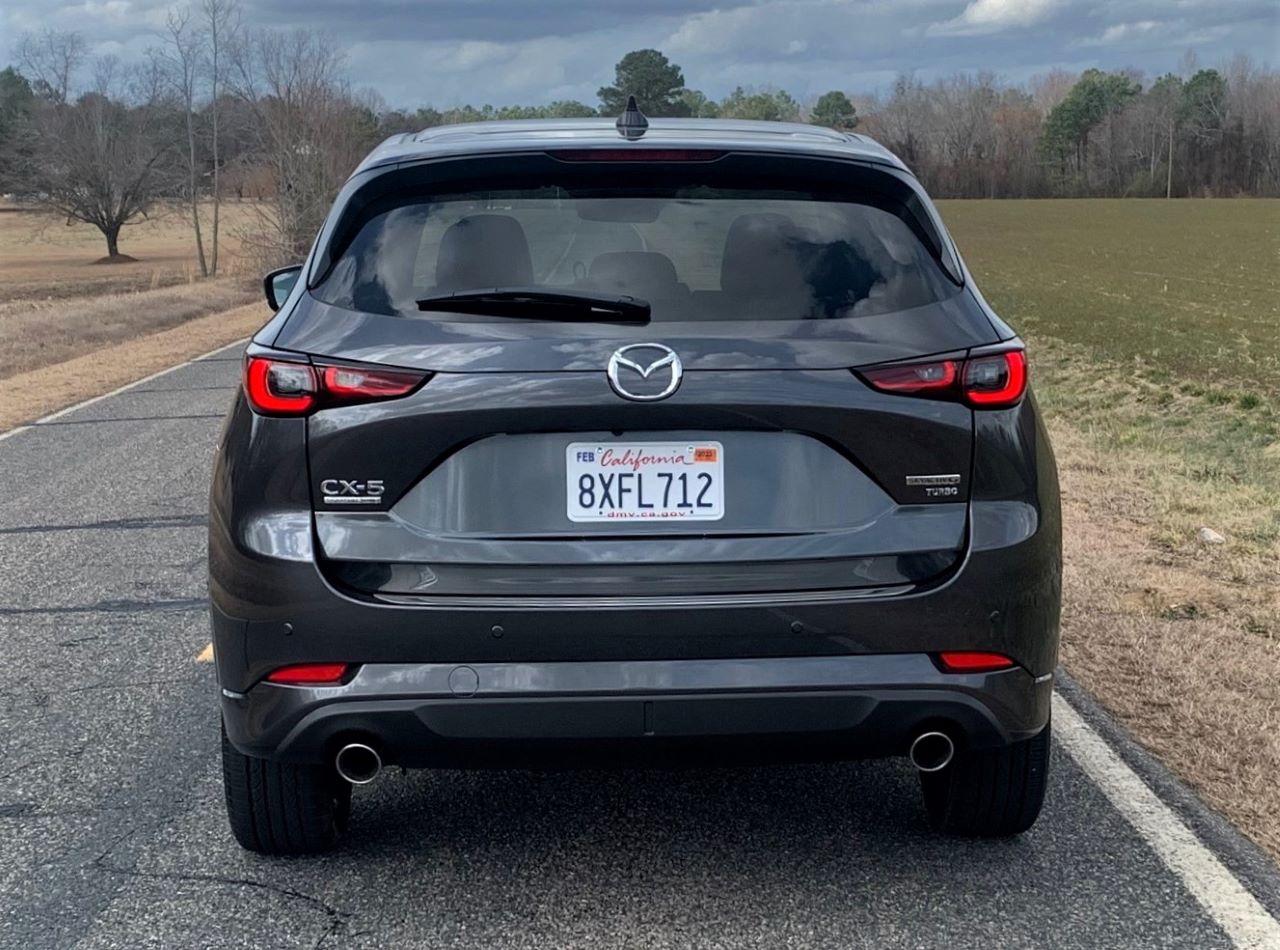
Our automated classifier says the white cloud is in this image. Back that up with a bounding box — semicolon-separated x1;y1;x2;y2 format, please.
1075;19;1162;47
928;0;1059;36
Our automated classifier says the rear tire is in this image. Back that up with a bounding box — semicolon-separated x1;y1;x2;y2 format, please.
919;722;1050;837
221;723;351;855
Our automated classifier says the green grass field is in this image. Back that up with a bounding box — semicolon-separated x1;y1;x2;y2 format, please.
940;199;1279;553
938;198;1280;396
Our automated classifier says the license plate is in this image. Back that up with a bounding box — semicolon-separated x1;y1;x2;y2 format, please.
566;441;725;522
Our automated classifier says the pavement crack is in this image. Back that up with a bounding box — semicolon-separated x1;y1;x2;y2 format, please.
0;597;208;616
92;859;356;930
0;514;207;536
57;635;103;647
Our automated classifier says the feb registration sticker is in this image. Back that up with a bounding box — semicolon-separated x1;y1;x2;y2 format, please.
566;441;725;522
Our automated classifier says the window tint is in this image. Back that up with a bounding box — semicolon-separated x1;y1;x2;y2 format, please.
314;188;959;322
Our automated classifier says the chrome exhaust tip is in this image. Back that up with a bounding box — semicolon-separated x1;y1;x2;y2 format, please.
909;731;955;773
334;742;382;785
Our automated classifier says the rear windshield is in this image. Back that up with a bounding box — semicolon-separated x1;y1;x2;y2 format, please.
314;186;959;322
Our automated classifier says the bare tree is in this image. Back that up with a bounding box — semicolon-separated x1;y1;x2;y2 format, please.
155;7;209;275
203;0;239;275
15;29;86;104
229;28;376;265
1029;69;1076;117
14;32;177;261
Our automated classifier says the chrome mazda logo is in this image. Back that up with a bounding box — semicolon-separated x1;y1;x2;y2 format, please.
607;343;683;402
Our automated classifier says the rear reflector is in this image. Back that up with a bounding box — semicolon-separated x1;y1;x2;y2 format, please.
551;149;725;162
858;348;1027;409
937;651;1016;673
266;663;351;686
245;356;428;416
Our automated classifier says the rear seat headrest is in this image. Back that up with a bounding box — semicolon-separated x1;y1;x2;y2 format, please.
720;213;810;298
435;214;533;291
588;251;682;296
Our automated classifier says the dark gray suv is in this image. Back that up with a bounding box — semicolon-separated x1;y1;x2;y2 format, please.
211;108;1060;855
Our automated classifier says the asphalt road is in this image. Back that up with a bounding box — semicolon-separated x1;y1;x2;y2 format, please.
1;343;1278;949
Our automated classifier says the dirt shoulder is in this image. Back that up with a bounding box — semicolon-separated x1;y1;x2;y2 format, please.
1036;339;1280;860
0;302;268;432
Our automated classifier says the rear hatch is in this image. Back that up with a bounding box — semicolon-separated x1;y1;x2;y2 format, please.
273;151;1001;598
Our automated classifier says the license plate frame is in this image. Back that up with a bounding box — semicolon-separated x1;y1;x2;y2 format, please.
565;441;725;523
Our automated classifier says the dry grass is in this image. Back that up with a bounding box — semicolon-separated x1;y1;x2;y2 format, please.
0;202;264;379
1052;419;1280;857
0;202;259;303
0;281;257;379
0;302;270;431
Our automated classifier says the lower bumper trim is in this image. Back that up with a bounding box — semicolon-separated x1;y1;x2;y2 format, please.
222;654;1052;767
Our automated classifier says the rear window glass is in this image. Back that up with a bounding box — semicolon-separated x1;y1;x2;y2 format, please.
314;186;959;322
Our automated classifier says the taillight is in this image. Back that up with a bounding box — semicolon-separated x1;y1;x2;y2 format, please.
859;359;958;393
320;365;424;400
245;357;316;415
937;651;1016;673
858;349;1027;409
962;351;1026;406
265;663;351;686
244;356;427;416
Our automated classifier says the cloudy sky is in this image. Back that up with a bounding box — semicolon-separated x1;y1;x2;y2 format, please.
2;0;1276;108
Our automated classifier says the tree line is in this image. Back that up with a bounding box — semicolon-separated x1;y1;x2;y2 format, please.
1;24;1276;265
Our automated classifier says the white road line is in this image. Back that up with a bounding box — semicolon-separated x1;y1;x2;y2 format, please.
1053;693;1280;949
0;339;248;444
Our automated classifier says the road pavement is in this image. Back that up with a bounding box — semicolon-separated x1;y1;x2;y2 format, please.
0;343;1277;949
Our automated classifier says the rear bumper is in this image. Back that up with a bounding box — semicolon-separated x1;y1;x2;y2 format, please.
210;398;1062;696
222;654;1052;766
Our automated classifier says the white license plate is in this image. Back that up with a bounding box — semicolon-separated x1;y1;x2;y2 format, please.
566;441;725;522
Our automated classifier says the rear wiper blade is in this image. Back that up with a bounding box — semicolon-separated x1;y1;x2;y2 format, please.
416;287;650;323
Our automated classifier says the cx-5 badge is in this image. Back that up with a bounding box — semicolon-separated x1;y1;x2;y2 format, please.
607;343;683;402
320;478;385;505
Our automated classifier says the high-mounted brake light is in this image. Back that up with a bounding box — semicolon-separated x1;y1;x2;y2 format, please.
551;149;726;162
937;652;1016;673
858;349;1027;409
244;356;427;416
266;663;351;686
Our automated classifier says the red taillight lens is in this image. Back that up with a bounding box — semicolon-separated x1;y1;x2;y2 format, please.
858;349;1027;409
963;351;1026;406
245;356;316;415
265;663;351;686
320;365;424;399
244;356;427;416
860;359;958;393
937;651;1016;673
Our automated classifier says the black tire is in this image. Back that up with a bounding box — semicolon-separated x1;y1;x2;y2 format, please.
919;722;1050;837
221;724;352;855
